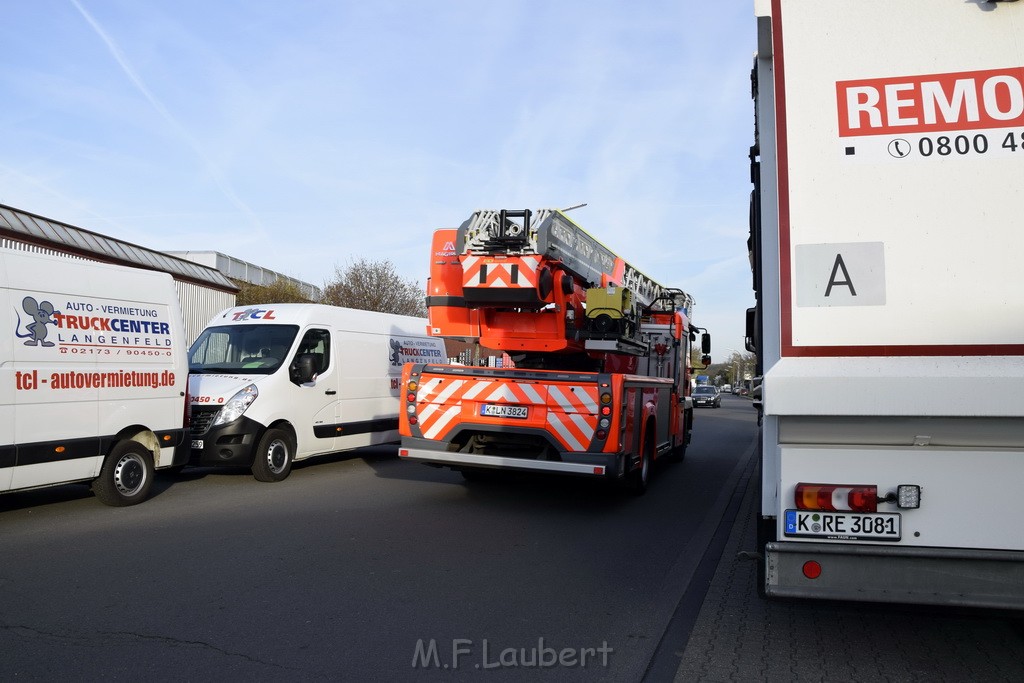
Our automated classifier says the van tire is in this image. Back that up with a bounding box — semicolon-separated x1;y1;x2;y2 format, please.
92;441;155;506
252;428;294;482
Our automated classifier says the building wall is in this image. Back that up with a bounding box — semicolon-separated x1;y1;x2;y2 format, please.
175;281;235;346
168;250;320;301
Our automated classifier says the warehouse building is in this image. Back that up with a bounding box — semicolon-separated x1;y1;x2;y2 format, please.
167;250;319;301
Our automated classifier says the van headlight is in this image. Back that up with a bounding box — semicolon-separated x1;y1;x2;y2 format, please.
214;384;258;426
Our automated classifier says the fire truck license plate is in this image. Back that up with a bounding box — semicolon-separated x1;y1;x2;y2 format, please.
784;510;901;541
191;440;204;449
480;404;529;419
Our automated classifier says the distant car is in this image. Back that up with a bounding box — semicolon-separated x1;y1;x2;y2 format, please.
692;385;721;408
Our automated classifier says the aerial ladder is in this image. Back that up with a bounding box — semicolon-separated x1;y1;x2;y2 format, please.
402;208;710;493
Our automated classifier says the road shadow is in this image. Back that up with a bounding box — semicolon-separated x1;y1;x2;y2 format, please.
0;464;191;513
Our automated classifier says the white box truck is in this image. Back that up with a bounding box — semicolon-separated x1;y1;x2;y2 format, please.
187;304;446;481
749;0;1024;608
2;247;189;506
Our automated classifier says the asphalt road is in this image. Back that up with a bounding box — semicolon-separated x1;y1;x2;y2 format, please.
0;396;758;681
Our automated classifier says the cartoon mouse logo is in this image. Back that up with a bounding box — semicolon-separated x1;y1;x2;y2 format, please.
389;339;402;366
17;296;60;347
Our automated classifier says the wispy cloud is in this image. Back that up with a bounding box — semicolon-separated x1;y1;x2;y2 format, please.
0;161;130;235
69;0;263;231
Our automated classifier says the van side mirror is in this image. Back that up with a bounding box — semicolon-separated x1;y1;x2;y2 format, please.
289;354;317;384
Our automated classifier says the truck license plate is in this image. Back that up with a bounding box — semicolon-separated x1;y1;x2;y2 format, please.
784;510;901;541
191;440;204;450
480;404;529;419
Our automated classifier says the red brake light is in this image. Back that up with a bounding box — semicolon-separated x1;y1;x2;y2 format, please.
795;483;878;512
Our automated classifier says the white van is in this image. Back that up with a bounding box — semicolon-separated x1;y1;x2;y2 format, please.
1;247;190;506
187;304;446;481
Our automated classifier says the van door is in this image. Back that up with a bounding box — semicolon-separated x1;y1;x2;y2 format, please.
336;330;408;450
290;327;341;458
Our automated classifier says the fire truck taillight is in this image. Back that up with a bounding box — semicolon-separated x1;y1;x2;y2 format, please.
795;483;878;513
600;392;612;405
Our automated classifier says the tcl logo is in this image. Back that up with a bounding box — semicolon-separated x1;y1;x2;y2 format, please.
837;66;1024;137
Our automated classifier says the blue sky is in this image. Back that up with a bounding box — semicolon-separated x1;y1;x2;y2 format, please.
2;1;756;358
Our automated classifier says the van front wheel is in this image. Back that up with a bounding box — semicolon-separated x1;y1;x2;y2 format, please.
252;428;294;482
93;441;154;506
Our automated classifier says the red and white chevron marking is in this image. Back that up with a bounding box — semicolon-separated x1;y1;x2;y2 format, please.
414;377;599;450
460;254;541;289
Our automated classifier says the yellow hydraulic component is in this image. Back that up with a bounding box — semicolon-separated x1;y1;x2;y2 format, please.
586;285;632;319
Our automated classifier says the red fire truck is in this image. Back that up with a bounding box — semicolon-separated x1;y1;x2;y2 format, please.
399;209;709;493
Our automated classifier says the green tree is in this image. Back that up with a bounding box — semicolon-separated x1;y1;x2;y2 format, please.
233;278;313;306
320;258;426;317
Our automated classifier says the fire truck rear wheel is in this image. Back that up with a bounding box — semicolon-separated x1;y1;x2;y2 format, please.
626;432;653;495
667;438;686;463
252;428;294;482
667;418;689;463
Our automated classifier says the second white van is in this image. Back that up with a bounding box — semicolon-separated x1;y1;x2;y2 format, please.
186;304;446;481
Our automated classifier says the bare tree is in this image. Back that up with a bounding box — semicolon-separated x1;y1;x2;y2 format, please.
320;258;426;317
233;278;314;306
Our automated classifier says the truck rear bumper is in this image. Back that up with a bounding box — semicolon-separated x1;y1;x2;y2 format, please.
766;541;1024;610
398;446;619;477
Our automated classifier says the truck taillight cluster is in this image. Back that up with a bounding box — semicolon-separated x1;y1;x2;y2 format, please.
795;482;922;512
597;391;613;439
795;483;878;513
406;379;419;425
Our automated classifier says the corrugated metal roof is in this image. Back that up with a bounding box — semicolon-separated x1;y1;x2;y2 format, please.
0;203;237;292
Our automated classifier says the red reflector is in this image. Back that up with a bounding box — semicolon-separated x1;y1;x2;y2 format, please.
399;449;409;457
593;466;605;475
795;483;877;512
802;560;822;579
409;416;418;425
596;430;607;440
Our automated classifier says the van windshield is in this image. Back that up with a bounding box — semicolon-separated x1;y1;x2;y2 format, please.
188;324;299;375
